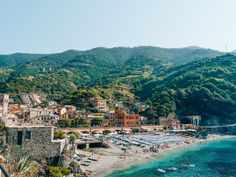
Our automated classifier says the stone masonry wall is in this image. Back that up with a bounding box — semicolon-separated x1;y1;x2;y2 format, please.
6;126;65;160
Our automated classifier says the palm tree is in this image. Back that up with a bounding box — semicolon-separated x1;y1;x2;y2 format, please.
7;156;38;177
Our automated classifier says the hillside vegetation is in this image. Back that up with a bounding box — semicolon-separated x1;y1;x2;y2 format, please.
137;54;236;125
0;53;47;67
0;46;223;90
1;46;235;125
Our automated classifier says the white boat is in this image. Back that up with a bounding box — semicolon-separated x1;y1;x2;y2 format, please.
182;164;195;167
167;167;177;171
157;169;166;173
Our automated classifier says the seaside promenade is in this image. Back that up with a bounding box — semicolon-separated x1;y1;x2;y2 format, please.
59;125;164;134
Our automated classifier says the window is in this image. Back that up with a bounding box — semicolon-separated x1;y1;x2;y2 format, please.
25;130;31;140
17;131;23;145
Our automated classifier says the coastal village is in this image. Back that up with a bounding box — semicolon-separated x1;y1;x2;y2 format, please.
1;1;236;177
0;92;223;177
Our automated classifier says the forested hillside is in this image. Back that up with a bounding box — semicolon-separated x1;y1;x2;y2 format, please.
0;46;222;68
137;54;236;125
1;46;235;125
0;46;223;91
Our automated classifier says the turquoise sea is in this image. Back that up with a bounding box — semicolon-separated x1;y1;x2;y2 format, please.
106;139;236;177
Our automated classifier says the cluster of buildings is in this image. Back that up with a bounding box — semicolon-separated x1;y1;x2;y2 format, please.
0;94;201;129
0;94;65;161
0;94;201;130
0;93;201;164
0;94;144;162
159;113;201;130
5;104;78;126
0;95;144;128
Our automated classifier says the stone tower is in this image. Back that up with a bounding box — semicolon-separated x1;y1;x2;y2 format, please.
2;94;9;117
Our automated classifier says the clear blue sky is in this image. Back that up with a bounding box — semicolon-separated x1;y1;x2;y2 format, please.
0;0;236;54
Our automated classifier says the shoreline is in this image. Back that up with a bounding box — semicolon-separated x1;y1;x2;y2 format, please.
79;135;236;177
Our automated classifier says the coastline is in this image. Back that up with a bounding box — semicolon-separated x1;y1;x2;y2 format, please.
79;135;235;177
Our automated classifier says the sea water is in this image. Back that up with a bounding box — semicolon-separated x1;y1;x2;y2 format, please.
106;139;236;177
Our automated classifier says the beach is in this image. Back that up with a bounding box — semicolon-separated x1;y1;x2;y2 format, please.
75;134;235;177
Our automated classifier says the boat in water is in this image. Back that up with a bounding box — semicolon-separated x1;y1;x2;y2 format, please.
167;167;177;171
157;169;166;173
181;163;195;167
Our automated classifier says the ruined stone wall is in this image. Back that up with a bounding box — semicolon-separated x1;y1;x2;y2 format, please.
6;126;65;160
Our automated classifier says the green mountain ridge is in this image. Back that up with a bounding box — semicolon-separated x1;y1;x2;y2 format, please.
0;46;223;67
0;53;47;67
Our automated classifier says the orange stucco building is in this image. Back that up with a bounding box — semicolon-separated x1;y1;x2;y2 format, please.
115;109;140;127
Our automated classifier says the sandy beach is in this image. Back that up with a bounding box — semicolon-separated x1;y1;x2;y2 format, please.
76;134;235;177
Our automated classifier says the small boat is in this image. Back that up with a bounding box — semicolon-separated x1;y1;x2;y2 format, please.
83;160;91;163
157;169;166;173
81;163;90;166
167;167;177;171
182;164;195;167
88;157;98;161
78;154;86;158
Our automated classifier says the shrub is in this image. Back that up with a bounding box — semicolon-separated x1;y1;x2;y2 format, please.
132;128;140;133
61;167;71;175
47;166;71;177
54;131;65;139
57;119;72;128
69;134;77;145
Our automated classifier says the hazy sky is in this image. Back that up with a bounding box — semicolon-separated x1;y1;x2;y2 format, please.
0;0;236;54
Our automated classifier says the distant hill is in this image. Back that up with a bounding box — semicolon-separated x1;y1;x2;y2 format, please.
0;46;224;92
0;46;223;68
0;53;47;67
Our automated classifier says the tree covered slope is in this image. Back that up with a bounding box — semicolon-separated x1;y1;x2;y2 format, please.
0;46;234;125
0;46;223;89
0;46;223;68
137;54;236;125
